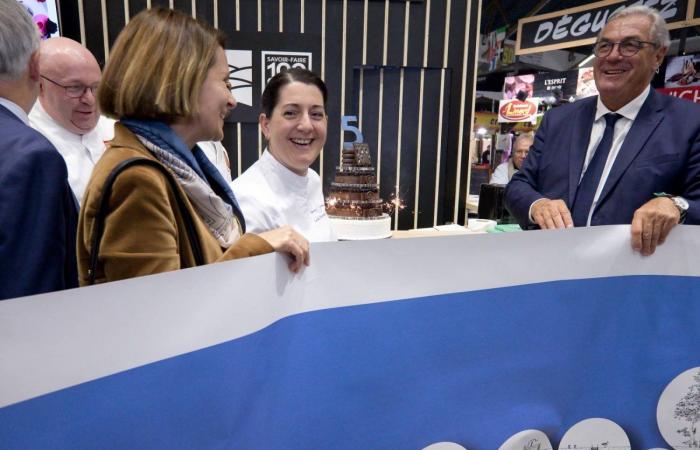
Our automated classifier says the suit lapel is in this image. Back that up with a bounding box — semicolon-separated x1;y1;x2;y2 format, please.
568;98;597;206
596;90;663;208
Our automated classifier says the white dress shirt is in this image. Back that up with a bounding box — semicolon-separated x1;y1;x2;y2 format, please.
490;161;515;185
29;102;114;204
580;86;650;225
231;150;337;242
529;86;650;225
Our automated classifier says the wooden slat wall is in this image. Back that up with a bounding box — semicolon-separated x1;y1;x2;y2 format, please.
58;0;481;228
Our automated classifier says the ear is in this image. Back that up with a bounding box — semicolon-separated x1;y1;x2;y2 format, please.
28;51;41;83
654;45;668;68
259;113;271;139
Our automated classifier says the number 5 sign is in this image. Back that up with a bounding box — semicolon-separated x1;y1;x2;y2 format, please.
261;51;313;90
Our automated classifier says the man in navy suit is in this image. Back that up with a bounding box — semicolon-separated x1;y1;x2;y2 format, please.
505;5;700;256
0;0;78;300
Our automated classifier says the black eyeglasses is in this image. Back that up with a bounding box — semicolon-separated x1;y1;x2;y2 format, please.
41;75;98;98
593;38;659;57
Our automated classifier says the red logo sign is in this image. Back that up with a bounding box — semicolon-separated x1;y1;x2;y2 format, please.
658;87;700;104
499;100;537;121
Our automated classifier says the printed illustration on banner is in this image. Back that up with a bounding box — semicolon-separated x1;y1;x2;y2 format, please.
261;51;312;91
498;98;539;123
225;49;253;107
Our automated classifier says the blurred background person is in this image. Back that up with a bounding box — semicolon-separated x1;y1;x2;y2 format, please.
199;140;232;182
0;0;77;299
231;68;336;242
29;37;115;204
490;134;533;185
78;8;309;284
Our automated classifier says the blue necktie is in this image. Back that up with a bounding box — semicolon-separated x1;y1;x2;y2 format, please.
571;113;620;227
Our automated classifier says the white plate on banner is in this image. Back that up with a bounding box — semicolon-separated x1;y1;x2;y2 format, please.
558;418;630;449
499;429;552;450
423;442;467;450
657;366;700;449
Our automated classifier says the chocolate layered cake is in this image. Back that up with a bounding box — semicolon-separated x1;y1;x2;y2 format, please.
326;143;391;239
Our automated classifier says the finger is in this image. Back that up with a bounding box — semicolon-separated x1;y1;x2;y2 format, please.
658;217;677;245
641;220;655;256
648;219;663;255
552;208;569;229
630;214;643;252
559;204;574;228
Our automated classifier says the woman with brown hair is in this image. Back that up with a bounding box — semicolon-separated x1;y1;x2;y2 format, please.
77;8;309;284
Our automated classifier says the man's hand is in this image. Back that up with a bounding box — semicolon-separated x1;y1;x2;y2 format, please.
531;199;574;229
631;197;680;256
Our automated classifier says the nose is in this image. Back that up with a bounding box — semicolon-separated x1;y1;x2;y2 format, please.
297;112;313;130
80;87;96;105
607;42;624;60
227;90;237;110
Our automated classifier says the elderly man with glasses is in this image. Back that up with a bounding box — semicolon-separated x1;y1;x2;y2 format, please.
506;5;700;256
29;37;115;204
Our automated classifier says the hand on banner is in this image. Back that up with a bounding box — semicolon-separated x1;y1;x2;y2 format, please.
259;226;310;272
531;198;574;229
630;197;679;256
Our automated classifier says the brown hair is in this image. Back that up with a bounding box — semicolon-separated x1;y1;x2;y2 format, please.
98;8;225;122
261;68;328;117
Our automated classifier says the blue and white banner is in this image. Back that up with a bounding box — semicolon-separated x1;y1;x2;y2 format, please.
1;226;699;449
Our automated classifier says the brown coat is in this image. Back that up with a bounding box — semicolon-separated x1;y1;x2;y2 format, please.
77;123;273;285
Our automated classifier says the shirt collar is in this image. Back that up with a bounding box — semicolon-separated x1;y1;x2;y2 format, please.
261;149;309;189
595;85;650;122
0;97;29;125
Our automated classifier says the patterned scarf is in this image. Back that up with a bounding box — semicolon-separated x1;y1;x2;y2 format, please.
121;119;245;247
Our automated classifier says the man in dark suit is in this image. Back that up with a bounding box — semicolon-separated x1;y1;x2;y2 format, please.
505;5;700;256
0;0;78;300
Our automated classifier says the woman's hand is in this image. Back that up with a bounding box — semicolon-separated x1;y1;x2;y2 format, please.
258;225;310;273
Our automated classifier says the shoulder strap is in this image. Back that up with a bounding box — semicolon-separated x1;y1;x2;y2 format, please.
88;157;205;285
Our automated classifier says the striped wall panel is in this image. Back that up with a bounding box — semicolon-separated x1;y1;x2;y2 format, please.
57;0;481;228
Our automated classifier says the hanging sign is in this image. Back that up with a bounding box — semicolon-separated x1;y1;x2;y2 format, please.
516;0;694;55
498;98;540;123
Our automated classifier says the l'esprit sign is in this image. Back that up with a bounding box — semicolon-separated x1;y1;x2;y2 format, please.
516;0;696;55
498;98;540;123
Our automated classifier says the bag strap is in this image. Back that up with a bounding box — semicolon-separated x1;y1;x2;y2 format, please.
88;157;205;285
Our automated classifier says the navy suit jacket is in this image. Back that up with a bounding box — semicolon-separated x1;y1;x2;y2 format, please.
505;89;700;228
0;103;78;300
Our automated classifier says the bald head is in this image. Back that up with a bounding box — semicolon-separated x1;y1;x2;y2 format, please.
38;37;101;135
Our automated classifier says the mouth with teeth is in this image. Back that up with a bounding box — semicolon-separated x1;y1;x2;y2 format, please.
290;138;314;148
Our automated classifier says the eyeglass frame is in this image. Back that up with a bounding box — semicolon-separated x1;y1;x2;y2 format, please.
593;38;660;58
40;75;98;98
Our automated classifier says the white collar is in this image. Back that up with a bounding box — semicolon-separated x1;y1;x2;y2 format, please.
0;97;29;125
260;149;309;190
595;85;650;122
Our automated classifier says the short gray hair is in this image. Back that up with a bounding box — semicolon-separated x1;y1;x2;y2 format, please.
514;133;534;148
0;0;40;80
606;5;670;48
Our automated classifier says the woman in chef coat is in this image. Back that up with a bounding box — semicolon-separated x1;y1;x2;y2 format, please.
231;68;336;242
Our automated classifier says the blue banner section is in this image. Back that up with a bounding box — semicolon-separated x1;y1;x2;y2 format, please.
1;275;698;449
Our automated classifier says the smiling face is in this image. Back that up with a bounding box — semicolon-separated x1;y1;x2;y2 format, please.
193;47;236;142
593;14;666;111
260;81;327;176
39;38;102;135
175;47;236;146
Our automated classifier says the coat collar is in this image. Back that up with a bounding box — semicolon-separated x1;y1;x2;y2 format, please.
567;96;597;206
